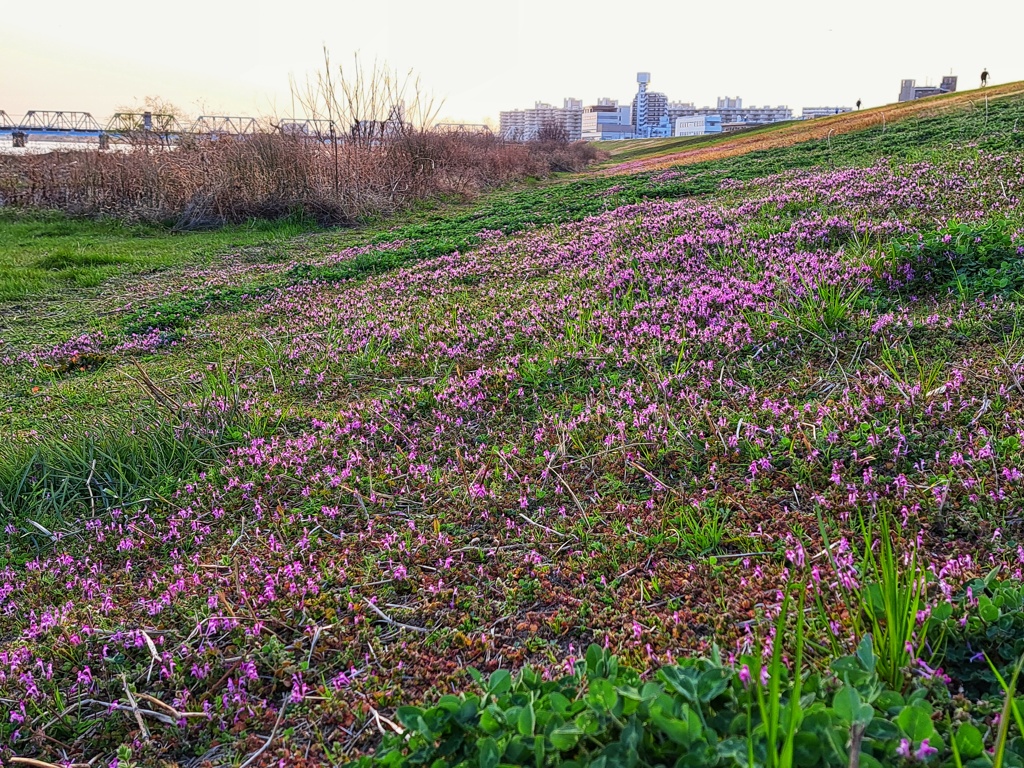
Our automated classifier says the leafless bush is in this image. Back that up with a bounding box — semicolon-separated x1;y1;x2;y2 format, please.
536;120;571;144
0;54;603;227
0;131;600;227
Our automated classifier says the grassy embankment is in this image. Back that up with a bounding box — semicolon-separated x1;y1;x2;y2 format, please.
593;80;1024;170
2;89;1024;766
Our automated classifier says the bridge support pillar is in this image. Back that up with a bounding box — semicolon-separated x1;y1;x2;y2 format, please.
98;133;110;150
12;131;27;148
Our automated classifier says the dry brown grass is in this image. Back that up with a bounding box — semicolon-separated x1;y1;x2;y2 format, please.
598;81;1024;176
0;131;598;228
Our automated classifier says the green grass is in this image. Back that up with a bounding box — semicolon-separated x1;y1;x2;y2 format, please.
593;132;726;162
592;122;778;163
0;210;317;302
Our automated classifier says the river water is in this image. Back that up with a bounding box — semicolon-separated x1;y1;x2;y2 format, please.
0;136;126;155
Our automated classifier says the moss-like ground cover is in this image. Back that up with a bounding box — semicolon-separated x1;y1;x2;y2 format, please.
3;96;1024;767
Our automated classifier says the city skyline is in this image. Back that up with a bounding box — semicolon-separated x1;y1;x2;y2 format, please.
3;0;1020;126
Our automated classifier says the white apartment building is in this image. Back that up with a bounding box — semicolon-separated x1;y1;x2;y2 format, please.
695;100;793;125
667;101;697;123
581;100;633;141
674;114;723;136
499;98;583;142
802;106;853;119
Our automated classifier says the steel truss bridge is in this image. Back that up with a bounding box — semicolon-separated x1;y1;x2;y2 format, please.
2;109;433;148
1;110;268;141
277;118;338;139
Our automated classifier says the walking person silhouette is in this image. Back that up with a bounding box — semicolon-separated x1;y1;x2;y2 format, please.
981;68;990;87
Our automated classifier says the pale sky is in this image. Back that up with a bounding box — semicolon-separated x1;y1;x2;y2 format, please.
2;0;1021;126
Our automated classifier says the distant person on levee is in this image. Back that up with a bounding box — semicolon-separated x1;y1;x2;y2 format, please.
981;69;990;87
856;99;862;110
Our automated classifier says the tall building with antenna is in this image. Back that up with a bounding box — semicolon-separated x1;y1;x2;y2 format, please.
631;73;672;138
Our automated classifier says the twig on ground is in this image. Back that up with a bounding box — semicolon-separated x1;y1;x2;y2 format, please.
549;467;588;516
25;519;57;541
362;597;431;633
122;674;151;740
85;458;96;516
518;512;571;539
370;707;405;735
11;758;91;768
130;360;182;417
238;697;289;768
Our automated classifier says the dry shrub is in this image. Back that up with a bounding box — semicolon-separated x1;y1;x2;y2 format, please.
0;131;600;228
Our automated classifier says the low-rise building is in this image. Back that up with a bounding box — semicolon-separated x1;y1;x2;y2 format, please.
802;106;853;119
674;114;723;136
581;100;633;141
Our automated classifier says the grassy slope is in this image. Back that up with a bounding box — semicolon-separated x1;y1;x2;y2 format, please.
593;80;1024;172
2;92;1024;765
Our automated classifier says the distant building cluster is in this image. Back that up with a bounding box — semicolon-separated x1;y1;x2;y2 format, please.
498;99;583;142
898;76;958;102
499;73;855;142
801;106;854;119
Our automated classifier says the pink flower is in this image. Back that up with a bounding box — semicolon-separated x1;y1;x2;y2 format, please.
739;664;752;687
914;739;938;760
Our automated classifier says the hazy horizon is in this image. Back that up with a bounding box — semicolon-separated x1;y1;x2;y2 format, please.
3;0;1021;126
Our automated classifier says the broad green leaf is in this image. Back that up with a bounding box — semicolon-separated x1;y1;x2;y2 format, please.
831;656;865;679
518;701;536;736
641;681;664;702
591;678;619;711
865;718;901;740
546;692;571;714
833;686;861;724
660;666;700;705
437;695;462;711
488;669;512;696
931;602;953;622
793;731;822;766
955;723;985;759
651;713;692;747
857;635;877;673
478;736;500;768
856;703;875;727
550;724;584;751
897;704;935;743
479;706;502;734
395;706;424;730
980;601;1001;623
874;691;905;713
620;718;642;752
697;667;731;703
